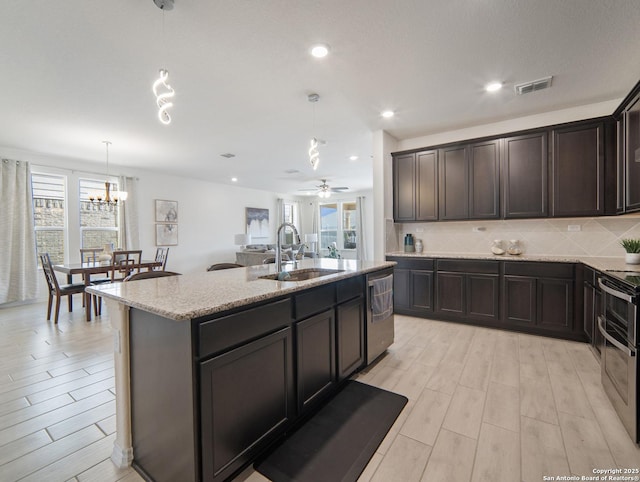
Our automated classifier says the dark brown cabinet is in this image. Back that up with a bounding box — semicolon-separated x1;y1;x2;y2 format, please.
435;259;500;322
502;132;548;218
624;94;640;212
296;309;336;414
438;140;500;220
336;297;365;380
388;257;434;315
502;262;575;336
551;122;604;216
200;327;294;482
393;150;438;221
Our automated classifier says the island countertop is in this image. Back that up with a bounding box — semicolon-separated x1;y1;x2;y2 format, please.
86;258;395;321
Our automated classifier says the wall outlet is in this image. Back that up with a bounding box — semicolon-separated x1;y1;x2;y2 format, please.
567;224;581;232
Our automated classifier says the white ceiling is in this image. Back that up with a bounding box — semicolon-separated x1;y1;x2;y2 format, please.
1;0;639;195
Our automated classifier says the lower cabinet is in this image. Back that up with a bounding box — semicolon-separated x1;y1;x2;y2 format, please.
435;260;500;322
388;257;434;314
296;309;336;413
336;297;365;381
200;327;294;482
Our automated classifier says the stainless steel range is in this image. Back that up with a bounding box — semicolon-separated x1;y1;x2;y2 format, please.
598;270;640;443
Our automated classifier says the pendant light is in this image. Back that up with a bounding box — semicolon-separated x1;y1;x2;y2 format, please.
152;0;175;125
308;93;320;170
88;141;128;205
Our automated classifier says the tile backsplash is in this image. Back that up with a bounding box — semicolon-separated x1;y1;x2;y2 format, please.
395;214;640;257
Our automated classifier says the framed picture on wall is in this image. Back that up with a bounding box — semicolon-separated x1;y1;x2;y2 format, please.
155;199;178;223
156;223;178;246
245;207;269;239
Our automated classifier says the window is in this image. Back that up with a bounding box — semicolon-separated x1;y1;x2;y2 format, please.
79;178;120;249
319;200;357;251
32;173;67;265
282;202;299;244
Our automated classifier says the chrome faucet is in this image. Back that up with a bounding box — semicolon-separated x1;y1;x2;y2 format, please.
276;222;300;272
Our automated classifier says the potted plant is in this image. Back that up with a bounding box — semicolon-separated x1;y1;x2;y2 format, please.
620;238;640;264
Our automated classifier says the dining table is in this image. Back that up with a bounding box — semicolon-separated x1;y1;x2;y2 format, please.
53;260;162;321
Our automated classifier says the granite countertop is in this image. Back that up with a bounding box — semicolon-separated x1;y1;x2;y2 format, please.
386;251;639;273
87;258;395;321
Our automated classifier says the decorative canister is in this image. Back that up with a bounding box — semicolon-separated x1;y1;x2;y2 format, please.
491;240;505;255
415;239;423;253
507;239;522;255
404;234;415;253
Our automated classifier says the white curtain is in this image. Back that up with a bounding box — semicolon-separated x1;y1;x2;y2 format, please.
311;200;320;254
356;196;367;261
120;176;140;249
0;159;38;304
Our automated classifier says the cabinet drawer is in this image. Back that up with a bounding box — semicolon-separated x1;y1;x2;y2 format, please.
504;261;573;279
437;259;499;274
336;275;364;303
199;298;292;358
387;257;434;270
294;284;336;320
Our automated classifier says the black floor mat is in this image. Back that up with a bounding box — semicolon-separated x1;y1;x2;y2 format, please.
254;381;408;482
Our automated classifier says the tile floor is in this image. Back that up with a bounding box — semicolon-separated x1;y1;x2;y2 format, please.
0;302;638;482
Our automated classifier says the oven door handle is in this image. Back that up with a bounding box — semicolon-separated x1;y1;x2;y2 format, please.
598;316;635;357
598;278;635;303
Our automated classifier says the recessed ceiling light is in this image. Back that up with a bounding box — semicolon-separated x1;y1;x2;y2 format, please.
485;81;503;92
310;44;330;58
381;110;394;118
231;177;238;182
349;156;358;161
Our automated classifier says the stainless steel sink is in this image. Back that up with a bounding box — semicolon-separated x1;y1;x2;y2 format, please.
259;268;344;281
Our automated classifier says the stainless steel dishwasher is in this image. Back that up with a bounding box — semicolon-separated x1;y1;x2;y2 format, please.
366;268;395;364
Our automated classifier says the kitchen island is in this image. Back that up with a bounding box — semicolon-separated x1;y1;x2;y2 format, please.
87;258;395;482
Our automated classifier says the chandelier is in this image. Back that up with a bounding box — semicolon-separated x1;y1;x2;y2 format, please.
88;141;128;205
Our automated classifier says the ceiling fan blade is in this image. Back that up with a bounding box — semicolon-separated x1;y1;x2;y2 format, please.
329;187;349;192
298;188;319;192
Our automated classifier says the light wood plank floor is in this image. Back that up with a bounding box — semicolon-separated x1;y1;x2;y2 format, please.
2;302;639;482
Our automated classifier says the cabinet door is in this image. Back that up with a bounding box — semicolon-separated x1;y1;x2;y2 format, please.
551;123;604;216
467;274;500;322
503;132;548;218
411;270;433;312
617;118;626;213
416;150;439;221
393;153;416;221
296;309;336;413
583;282;594;342
538;278;573;332
469;140;500;219
393;268;411;310
439;145;469;220
200;328;294;482
435;272;465;317
625;95;640;212
503;275;536;325
336;298;364;381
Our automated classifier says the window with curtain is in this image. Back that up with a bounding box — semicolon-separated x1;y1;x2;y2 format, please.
282;201;300;244
319;200;356;251
31;172;67;265
79;178;121;249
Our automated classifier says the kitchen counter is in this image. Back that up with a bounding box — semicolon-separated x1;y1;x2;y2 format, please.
386;251;637;273
87;258;395;321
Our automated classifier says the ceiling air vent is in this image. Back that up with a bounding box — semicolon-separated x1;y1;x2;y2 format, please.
514;76;553;95
220;153;235;158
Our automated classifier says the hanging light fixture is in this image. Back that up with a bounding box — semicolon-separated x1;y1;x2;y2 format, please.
308;93;320;170
152;0;175;125
88;141;128;206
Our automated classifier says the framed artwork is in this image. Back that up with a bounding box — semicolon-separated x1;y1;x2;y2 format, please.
156;223;178;246
246;207;269;239
155;199;178;223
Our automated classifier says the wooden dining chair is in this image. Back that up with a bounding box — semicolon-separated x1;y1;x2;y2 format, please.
154;247;169;271
124;271;181;281
110;250;143;281
79;247;104;263
39;253;86;324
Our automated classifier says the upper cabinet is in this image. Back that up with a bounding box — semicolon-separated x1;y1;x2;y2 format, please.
392;117;615;222
393;150;438;222
502;132;548;218
550;122;604;217
624;94;640;212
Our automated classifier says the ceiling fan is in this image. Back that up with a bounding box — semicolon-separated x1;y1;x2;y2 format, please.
298;179;349;198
